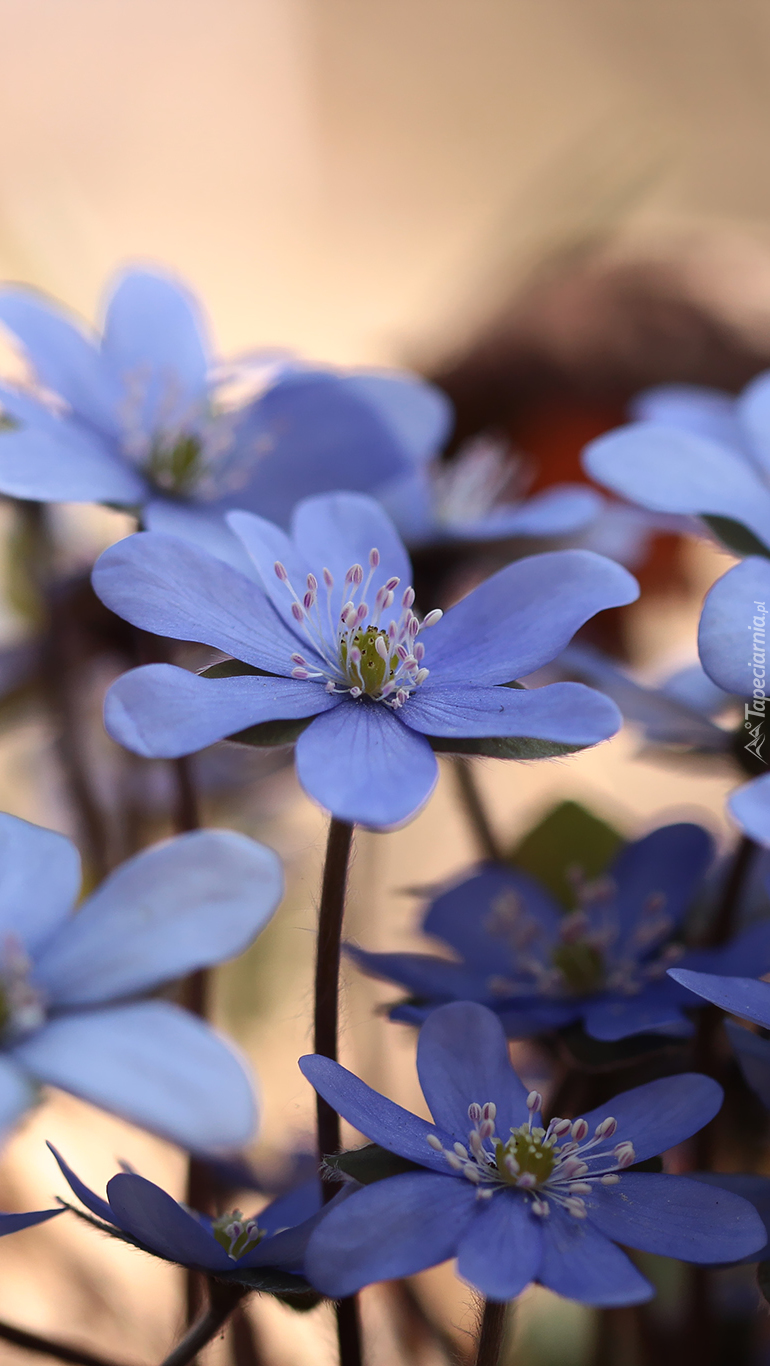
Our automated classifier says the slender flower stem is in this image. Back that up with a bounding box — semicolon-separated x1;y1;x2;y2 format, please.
474;1300;508;1366
228;1304;265;1366
0;1318;133;1366
173;755;200;834
708;834;756;946
452;758;504;864
159;1283;249;1366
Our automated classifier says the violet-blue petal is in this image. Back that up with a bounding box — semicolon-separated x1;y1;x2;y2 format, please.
691;1172;770;1262
577;1073;723;1164
47;1144;116;1225
0;422;146;503
667;970;770;1029
0;1058;36;1139
294;701;438;827
0;288;120;433
610;823;714;949
538;1206;652;1305
738;372;770;476
698;557;770;696
348;946;491;1002
226;509;315;627
729;774;770;846
13;1001;258;1153
424;867;562;974
106;1172;230;1270
723;1021;770;1111
0;1208;62;1235
582;990;693;1042
583;1172;766;1263
0;813;80;955
92;533;308;674
298;1055;453;1171
340;371;451;464
455;1193;541;1301
104;664;334;759
34;829;282;1006
426;551;639;686
102;270;209;426
291;492;412;622
630;383;747;451
416;1002;530;1138
144;499;260;577
402;681;622;747
660;662;734;717
495;1002;584;1036
304;1172;477;1298
256;1178;322;1239
243;1194;331;1271
584;424;770;546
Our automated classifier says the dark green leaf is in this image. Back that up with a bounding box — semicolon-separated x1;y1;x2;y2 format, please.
325;1143;422;1185
509;800;624;907
428;735;584;759
228;716;313;748
217;1266;319;1306
201;659;276;680
702;515;770;560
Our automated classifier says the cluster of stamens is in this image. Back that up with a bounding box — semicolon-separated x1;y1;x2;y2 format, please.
211;1209;265;1260
0;934;46;1040
484;869;684;1001
427;1092;635;1219
277;548;442;708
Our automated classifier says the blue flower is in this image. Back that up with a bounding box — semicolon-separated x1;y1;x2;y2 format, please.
0;813;283;1152
48;1145;324;1293
91;491;637;828
350;823;770;1041
299;1002;765;1303
0;269;450;569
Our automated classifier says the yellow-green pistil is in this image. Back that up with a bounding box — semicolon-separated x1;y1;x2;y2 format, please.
146;434;204;497
495;1123;557;1186
211;1210;265;1260
339;625;396;696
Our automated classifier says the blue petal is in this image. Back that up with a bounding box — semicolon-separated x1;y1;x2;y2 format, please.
294;701;438;827
729;774;770;846
667;969;770;1028
347;947;491;1003
13;1001;258;1153
424;867;562;975
106;1173;231;1270
683;922;770;978
582;987;694;1042
402;681;622;747
92;532;310;674
724;1020;770;1110
737;372;770;477
0;1208;62;1235
244;1190;331;1272
690;1172;770;1262
416;1003;530;1138
226;509;317;629
0;813;80;956
34;829;282;1006
584;424;770;547
464;487;603;540
577;1073;723;1164
47;1145;118;1225
0;288;120;433
455;1192;541;1300
257;1179;322;1238
0;421;146;503
660;662;734;717
340;372;451;463
291;492;412;623
495;1002;583;1036
630;384;746;452
538;1206;653;1306
610;823;714;949
102;270;209;432
0;1058;35;1139
303;1172;477;1297
298;1055;453;1171
425;551;638;686
698;558;770;695
583;1173;766;1263
104;664;335;759
144;499;260;577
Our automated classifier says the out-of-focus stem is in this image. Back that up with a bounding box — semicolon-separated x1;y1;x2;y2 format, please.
159;1283;248;1366
453;758;504;864
474;1300;508;1366
708;835;756;947
0;1319;133;1366
228;1303;265;1366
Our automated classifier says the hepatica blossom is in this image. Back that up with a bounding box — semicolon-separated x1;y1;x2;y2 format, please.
300;1003;764;1303
91;492;638;827
0;268;450;568
0;813;283;1152
350;824;770;1041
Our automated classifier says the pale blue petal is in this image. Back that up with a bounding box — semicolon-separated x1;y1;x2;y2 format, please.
0;1058;36;1138
577;1073;723;1164
668;970;770;1029
341;372;452;463
738;372;770;477
226;509;315;628
729;775;770;845
104;664;334;759
34;829;283;1006
698;558;770;696
144;499;260;577
660;662;734;717
583;1172;766;1263
465;486;603;540
630;384;746;452
13;1002;258;1152
0;813;80;955
425;551;638;685
402;681;621;746
456;1193;541;1301
417;1003;530;1138
0;422;146;503
106;1173;231;1270
304;1172;477;1298
92;532;310;673
291;492;412;623
538;1207;653;1306
584;424;770;547
102;270;209;430
294;701;438;827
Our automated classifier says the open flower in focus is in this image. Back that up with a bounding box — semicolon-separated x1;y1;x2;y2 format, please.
0;814;283;1152
92;491;638;827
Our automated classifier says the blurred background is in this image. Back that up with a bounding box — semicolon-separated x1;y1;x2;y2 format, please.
1;2;770;1364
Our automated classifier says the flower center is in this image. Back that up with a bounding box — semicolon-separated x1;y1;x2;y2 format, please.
211;1209;265;1260
0;935;46;1041
427;1092;636;1219
145;434;205;497
277;547;442;709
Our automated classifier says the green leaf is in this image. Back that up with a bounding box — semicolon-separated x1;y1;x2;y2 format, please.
556;1022;684;1071
228;716;313;748
428;735;584;759
702;515;770;560
509;800;624;907
325;1143;422;1185
200;659;275;680
217;1266;320;1307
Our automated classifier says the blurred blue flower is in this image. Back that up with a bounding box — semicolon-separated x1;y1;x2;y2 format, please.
0;268;450;569
49;1144;324;1291
92;491;637;828
350;824;770;1041
0;813;283;1152
299;1002;764;1303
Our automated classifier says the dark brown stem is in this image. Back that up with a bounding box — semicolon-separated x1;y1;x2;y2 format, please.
0;1318;134;1366
173;755;200;834
474;1300;508;1366
313;817;355;1178
708;835;756;946
335;1299;363;1366
453;759;504;864
159;1283;248;1366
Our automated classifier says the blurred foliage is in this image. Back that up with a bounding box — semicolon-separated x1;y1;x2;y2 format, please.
508;800;624;909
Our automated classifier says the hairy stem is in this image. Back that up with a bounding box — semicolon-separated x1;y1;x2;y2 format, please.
453;759;504;864
474;1300;508;1366
0;1318;134;1366
159;1283;249;1366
